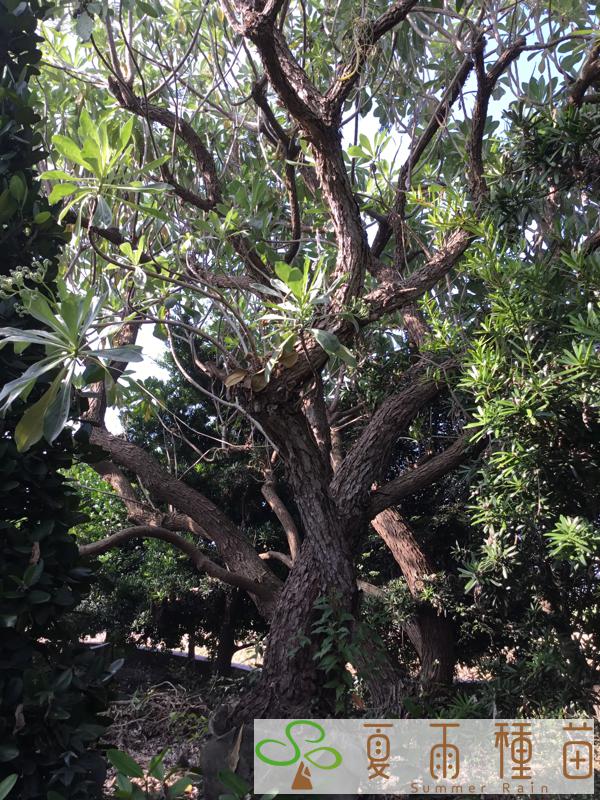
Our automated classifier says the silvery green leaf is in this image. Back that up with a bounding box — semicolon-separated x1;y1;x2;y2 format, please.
75;11;94;41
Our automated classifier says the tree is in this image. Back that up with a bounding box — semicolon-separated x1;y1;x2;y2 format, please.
2;0;600;784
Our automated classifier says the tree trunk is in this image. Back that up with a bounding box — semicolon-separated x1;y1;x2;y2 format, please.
372;508;456;688
236;406;358;719
187;629;196;661
213;590;240;676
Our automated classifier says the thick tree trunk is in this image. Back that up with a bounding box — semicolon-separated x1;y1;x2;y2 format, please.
235;407;358;718
372;508;456;687
238;507;357;718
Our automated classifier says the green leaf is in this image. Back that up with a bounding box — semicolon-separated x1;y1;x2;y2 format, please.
347;145;368;158
138;0;159;16
147;749;167;779
14;369;66;452
0;775;17;800
29;590;52;604
168;777;194;797
0;354;64;413
52;135;93;171
94;345;144;362
0;746;19;763
120;117;134;149
75;10;94;41
48;183;78;205
43;373;73;443
78;108;100;146
116;773;132;795
23;560;44;586
310;328;341;356
107;749;145;778
9;174;26;204
39;170;77;181
336;343;357;368
218;770;250;796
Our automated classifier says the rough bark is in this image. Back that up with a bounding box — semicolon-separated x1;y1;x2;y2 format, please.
236;406;358;718
371;509;456;687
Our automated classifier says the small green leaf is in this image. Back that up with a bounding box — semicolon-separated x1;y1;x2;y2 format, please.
147;749;167;779
168;777;194;797
48;183;77;205
75;10;94;41
310;327;341;356
9;174;26;204
218;770;250;796
39;170;77;181
0;745;19;763
28;590;52;604
138;0;159;16
336;343;357;368
120;117;134;149
43;377;72;443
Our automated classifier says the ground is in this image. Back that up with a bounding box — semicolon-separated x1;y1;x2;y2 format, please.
100;648;600;799
101;648;251;797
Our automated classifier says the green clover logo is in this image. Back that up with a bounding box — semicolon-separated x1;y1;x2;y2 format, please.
256;720;342;790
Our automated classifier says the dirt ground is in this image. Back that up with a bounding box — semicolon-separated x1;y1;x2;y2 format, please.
100;649;600;799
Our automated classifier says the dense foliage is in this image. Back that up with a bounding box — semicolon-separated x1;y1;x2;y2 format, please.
0;0;114;795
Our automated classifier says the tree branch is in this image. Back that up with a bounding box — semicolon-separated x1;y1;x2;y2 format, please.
372;53;474;259
109;79;221;210
261;477;301;561
569;41;600;107
467;36;526;204
80;525;274;598
331;361;450;518
369;433;485;517
87;425;281;614
325;0;418;114
366;228;473;320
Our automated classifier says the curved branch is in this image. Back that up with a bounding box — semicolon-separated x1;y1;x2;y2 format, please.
258;551;386;599
331;361;450;518
87;425;281;615
261;480;301;561
108;79;221;210
81;526;274;598
569;41;600;107
369;433;486;517
259;550;293;568
468;36;526;204
367;227;473;320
